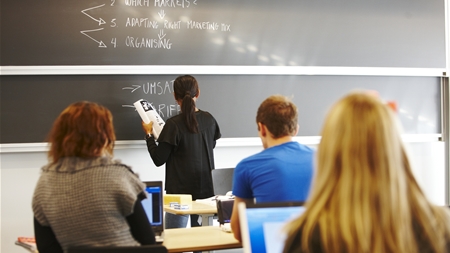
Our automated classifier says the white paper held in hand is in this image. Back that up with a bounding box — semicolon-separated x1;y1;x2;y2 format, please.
134;99;165;140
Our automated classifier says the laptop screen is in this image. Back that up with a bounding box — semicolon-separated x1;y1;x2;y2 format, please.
239;202;306;253
141;181;163;228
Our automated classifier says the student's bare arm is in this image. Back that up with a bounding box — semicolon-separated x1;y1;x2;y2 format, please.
230;196;254;242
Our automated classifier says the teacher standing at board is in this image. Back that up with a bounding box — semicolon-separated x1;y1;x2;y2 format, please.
142;75;221;229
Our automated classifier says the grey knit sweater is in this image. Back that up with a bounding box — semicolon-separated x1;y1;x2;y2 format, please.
32;156;146;252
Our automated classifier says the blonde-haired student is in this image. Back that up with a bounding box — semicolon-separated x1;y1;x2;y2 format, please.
283;92;450;253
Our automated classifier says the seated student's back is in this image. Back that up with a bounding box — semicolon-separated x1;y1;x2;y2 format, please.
32;101;155;253
230;95;315;242
283;92;450;253
233;141;313;203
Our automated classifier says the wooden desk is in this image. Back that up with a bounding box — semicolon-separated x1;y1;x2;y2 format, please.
164;201;217;215
164;201;217;225
163;226;241;253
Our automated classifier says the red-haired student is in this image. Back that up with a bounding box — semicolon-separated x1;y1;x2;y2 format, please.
32;101;155;253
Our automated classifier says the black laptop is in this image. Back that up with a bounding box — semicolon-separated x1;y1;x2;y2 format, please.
216;199;235;225
141;181;164;243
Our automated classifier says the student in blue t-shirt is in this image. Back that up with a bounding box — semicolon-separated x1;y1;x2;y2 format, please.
230;95;315;242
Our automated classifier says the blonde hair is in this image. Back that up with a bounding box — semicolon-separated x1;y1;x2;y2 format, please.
284;92;450;253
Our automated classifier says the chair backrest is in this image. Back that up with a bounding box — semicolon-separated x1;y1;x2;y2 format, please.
67;245;167;253
212;168;235;195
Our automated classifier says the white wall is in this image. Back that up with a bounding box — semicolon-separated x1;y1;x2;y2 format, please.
0;140;446;253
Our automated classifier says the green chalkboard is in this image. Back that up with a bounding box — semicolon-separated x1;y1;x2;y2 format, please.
1;0;445;67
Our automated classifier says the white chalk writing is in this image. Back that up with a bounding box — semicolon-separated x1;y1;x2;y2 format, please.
125;18;159;28
157;103;180;118
164;20;182;29
186;20;219;30
125;0;152;7
154;0;192;8
125;36;172;49
81;1;231;50
141;81;174;95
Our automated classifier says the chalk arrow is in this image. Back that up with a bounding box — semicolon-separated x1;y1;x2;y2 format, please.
81;4;106;25
158;29;166;40
80;29;107;48
158;10;166;19
122;85;141;93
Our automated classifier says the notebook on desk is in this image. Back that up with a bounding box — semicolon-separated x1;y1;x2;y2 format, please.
141;181;164;243
238;201;306;253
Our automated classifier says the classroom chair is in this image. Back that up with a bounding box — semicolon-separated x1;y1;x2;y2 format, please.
212;168;234;195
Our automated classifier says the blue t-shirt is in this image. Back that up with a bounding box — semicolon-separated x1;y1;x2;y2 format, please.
232;142;314;203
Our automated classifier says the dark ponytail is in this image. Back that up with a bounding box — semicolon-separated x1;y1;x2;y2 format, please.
174;75;199;133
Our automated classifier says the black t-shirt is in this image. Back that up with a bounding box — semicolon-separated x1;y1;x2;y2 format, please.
146;110;221;200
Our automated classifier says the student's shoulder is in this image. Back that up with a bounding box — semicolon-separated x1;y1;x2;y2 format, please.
90;158;140;178
100;162;144;189
294;142;316;154
236;150;274;169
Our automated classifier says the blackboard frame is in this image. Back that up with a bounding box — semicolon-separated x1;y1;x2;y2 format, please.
0;66;447;76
